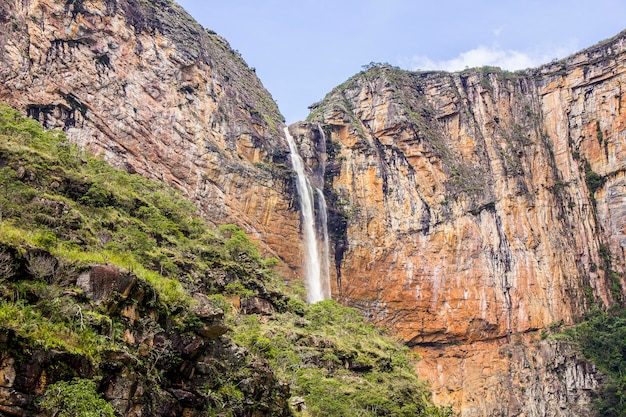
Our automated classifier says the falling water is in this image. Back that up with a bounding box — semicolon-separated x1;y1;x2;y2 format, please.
316;188;331;299
285;127;325;303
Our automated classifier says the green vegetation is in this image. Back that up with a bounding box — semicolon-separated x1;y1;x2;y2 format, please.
0;300;113;361
585;161;606;194
38;378;117;417
0;103;449;416
568;309;626;417
609;271;623;303
597;121;604;145
233;299;453;416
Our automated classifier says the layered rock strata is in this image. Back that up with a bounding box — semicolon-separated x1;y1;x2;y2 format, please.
302;32;626;416
1;0;625;414
0;0;302;275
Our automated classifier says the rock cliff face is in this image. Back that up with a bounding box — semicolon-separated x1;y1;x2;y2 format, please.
301;32;626;416
1;0;625;414
414;337;601;416
0;0;302;276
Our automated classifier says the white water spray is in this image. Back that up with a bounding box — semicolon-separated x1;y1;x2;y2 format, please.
285;127;330;303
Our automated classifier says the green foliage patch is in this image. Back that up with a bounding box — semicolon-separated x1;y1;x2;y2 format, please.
234;299;453;417
0;299;113;360
585;161;606;195
568;309;626;416
38;378;117;417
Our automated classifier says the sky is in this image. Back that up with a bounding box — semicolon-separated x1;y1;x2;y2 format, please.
176;0;626;123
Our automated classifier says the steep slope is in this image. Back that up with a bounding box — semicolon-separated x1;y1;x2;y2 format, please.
0;0;303;276
1;0;624;414
299;31;626;416
0;104;451;417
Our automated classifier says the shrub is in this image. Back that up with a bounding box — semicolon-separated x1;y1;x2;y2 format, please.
585;161;606;194
570;309;626;417
219;224;261;260
26;253;57;280
0;250;15;280
38;378;116;417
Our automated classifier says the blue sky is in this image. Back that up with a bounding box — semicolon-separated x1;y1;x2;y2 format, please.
177;1;626;123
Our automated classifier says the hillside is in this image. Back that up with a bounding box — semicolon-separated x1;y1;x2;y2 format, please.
0;104;452;416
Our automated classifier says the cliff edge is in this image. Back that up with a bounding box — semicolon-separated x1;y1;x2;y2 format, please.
300;31;626;416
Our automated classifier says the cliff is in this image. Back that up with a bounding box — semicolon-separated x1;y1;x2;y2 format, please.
1;0;625;415
0;0;303;277
0;1;456;416
300;32;626;416
0;105;451;417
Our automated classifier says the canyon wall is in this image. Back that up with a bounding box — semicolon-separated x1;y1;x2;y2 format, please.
1;0;625;414
300;32;626;416
0;0;303;276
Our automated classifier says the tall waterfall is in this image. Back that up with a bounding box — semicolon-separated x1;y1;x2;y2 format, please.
284;127;330;303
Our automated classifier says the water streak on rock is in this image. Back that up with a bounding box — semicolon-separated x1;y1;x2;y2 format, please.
316;188;331;299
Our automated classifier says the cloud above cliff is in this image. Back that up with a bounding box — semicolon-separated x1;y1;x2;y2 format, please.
404;44;577;72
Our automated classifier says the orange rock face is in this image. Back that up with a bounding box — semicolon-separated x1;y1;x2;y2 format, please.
414;338;599;417
304;33;626;416
0;0;303;277
2;1;625;414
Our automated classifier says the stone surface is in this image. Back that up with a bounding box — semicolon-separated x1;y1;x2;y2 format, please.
302;31;626;416
77;265;136;301
241;296;275;316
415;338;601;417
0;0;302;278
2;0;626;415
191;293;224;321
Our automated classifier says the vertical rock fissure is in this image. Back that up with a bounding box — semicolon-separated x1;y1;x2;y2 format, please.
317;123;348;294
317;188;332;299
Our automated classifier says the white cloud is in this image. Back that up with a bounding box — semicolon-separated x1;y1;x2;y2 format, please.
404;44;577;72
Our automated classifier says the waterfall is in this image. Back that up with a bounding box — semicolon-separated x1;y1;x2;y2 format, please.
316;188;332;299
285;127;330;303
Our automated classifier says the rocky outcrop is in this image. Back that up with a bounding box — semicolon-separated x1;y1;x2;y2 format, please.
415;338;602;417
0;0;302;277
0;249;291;417
77;265;136;301
300;32;626;416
